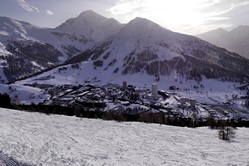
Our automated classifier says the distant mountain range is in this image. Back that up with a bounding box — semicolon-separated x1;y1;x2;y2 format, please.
63;17;249;85
0;10;249;86
197;25;249;59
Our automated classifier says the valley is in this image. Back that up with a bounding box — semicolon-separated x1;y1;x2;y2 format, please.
0;5;249;165
0;11;248;123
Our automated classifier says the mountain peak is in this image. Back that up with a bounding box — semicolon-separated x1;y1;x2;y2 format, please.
77;10;105;20
231;25;249;33
123;17;163;32
216;27;228;33
198;27;228;37
79;10;97;15
198;25;249;59
132;17;149;22
236;25;249;29
128;17;158;26
117;16;174;40
55;10;121;42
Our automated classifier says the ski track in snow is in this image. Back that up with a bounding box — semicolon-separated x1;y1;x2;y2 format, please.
0;108;249;166
0;151;30;166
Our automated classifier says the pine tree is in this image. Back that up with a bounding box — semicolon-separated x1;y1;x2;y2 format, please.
0;93;12;109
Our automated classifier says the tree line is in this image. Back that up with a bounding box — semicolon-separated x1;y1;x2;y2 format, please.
13;104;249;128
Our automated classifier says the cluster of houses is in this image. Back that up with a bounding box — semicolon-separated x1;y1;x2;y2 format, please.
24;81;238;120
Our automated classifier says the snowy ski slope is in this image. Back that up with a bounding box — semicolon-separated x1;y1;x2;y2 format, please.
0;108;248;166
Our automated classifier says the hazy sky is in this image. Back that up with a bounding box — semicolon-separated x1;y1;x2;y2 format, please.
1;0;249;35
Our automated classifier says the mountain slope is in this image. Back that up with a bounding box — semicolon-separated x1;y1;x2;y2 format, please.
0;12;120;83
0;17;60;82
197;26;249;59
66;17;249;83
0;16;93;54
196;28;228;46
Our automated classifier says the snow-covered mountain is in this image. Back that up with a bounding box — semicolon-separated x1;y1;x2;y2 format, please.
64;17;249;83
55;10;121;42
15;17;249;107
2;11;249;85
197;26;249;59
1;11;249;107
0;11;121;83
0;16;90;83
0;16;91;55
0;17;58;82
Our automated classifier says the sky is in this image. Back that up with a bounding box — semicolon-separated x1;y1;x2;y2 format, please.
0;0;249;35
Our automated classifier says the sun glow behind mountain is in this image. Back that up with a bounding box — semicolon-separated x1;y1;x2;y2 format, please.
108;0;249;34
0;0;249;35
109;0;204;27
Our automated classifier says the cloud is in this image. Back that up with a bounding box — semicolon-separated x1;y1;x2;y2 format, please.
108;0;144;15
46;10;54;15
108;0;249;34
224;4;249;25
108;0;211;33
200;0;249;17
201;1;249;26
17;0;39;13
204;3;249;28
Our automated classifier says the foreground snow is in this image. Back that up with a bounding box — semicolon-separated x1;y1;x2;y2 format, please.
0;108;248;166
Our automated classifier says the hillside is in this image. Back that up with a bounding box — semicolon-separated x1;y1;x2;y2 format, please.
0;16;90;58
0;11;120;83
65;17;249;83
0;108;248;165
0;16;91;83
197;26;249;59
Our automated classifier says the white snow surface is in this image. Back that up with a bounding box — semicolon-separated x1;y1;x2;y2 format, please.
0;108;248;166
0;84;49;104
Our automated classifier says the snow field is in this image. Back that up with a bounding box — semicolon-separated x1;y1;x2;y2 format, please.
0;108;249;166
0;84;49;104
